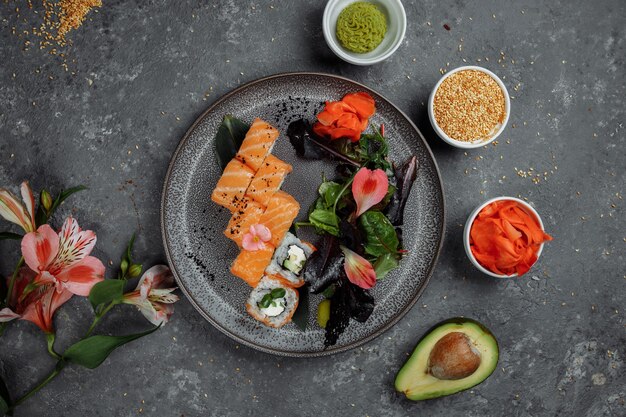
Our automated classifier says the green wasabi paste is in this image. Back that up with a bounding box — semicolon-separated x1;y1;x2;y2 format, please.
336;2;387;54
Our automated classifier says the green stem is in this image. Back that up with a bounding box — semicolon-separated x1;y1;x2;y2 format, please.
83;301;116;338
5;256;24;308
12;360;66;408
46;333;60;359
333;175;355;214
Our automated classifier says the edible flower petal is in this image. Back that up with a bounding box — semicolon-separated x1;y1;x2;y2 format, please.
242;223;272;251
352;167;389;217
341;246;376;289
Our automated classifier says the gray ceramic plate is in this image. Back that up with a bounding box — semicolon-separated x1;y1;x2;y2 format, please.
161;73;445;357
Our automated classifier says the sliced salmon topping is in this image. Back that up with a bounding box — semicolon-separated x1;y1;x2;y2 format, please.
260;191;300;247
235;118;279;172
245;154;293;207
210;159;255;212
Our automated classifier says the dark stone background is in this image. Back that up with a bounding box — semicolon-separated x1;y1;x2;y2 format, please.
0;0;624;416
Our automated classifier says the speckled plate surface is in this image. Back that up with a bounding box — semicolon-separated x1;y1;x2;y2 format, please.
161;73;445;357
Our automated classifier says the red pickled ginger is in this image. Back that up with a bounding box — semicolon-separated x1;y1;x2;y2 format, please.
470;200;552;276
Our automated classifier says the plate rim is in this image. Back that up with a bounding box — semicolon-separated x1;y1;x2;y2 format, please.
160;71;446;357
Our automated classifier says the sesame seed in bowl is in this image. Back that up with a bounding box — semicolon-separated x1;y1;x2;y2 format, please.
428;66;510;149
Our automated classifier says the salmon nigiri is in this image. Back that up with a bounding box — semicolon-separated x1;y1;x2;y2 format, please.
260;191;300;247
236;118;279;172
211;159;255;212
245;154;293;207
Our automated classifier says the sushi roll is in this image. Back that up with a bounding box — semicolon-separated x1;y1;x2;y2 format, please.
246;277;299;328
265;233;315;288
230;244;275;287
210;159;255;212
245;154;293;207
260;191;300;247
235;118;279;171
224;197;265;247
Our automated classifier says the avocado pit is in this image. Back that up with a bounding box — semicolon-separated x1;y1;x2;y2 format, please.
428;332;481;380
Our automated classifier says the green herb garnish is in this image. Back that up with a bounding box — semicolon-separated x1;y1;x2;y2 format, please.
258;288;287;309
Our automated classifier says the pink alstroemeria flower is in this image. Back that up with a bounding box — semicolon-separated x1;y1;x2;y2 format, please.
21;216;105;296
352;167;389;218
241;224;272;251
0;181;36;232
0;268;73;334
122;265;179;326
341;245;377;289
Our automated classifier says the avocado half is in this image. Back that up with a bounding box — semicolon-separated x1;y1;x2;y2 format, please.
395;318;499;401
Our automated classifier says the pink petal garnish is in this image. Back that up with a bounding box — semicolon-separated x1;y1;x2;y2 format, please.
241;224;271;251
352;167;389;217
341;245;376;289
250;224;272;242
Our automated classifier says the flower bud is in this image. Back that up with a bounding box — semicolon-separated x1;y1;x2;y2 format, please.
128;264;142;278
120;259;129;275
41;190;53;212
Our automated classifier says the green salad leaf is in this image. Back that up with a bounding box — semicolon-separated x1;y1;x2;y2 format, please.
358;211;399;257
373;253;399;280
309;208;340;236
318;180;345;208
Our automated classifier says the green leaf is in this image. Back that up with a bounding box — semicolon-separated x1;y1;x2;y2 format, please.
358;211;399;257
125;233;136;263
321;284;336;299
0;373;11;413
309;208;340;236
258;294;272;309
358;127;391;171
215;115;250;170
64;326;160;369
270;288;286;299
50;185;88;214
0;232;22;241
373;253;399;280
318;181;344;208
291;289;309;331
35;205;47;228
88;280;125;311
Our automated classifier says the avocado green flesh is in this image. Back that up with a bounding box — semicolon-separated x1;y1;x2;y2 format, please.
395;320;499;401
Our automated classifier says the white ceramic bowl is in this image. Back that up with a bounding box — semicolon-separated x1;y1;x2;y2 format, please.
322;0;407;66
463;196;546;278
428;66;510;149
